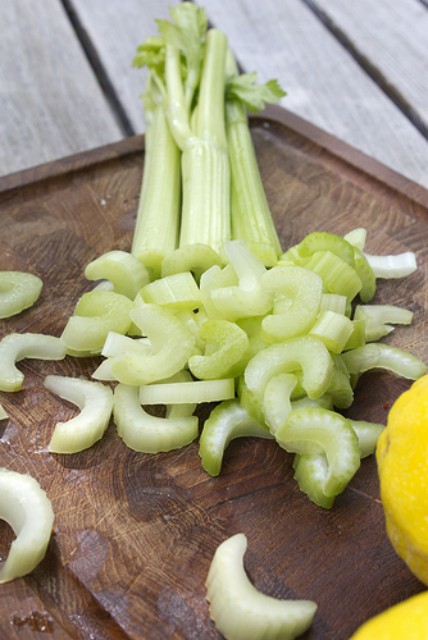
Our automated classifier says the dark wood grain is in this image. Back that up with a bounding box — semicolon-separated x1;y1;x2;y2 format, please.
0;108;426;639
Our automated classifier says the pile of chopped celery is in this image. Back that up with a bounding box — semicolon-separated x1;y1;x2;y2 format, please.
0;3;426;513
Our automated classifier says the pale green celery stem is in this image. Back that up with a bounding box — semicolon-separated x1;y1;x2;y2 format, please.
179;29;231;254
131;104;181;278
226;98;282;266
165;43;193;149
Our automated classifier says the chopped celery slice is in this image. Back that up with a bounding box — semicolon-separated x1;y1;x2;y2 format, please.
261;266;322;341
352;248;376;302
309;310;354;354
114;383;198;453
343;319;366;351
189;319;249;379
209;241;272;321
44;375;113;454
262;373;298;435
326;355;354;409
297;231;356;266
84;250;150;299
0;333;66;392
236;316;269;365
319;293;347;315
276;407;361;498
354;304;414;342
350;420;384;458
305;251;362;301
293;454;335;509
237;375;267;427
139;271;202;310
199;400;272;476
200;263;238;319
343;228;367;251
101;332;150;358
0;468;54;583
244;336;334;404
139;377;235;405
364;251;417;278
161;244;223;283
109;304;196;385
0;271;43;319
341;343;427;380
206;533;317;640
61;290;133;354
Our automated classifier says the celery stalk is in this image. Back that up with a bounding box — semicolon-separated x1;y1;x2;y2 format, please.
225;51;284;266
131;102;181;279
178;30;231;254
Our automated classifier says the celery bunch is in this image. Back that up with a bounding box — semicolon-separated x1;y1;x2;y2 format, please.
131;2;285;278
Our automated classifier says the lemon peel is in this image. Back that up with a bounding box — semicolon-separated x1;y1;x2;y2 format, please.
377;374;428;586
349;591;428;639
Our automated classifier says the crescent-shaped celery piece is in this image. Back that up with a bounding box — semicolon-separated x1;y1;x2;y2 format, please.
199;400;272;476
364;251;417;279
354;304;414;342
189;319;249;379
0;271;43;319
84;250;150;299
61;290;134;354
276;407;360;498
0;404;8;420
350;420;384;458
206;533;317;640
341;343;427;380
44;375;113;454
161;243;223;283
200;263;238;319
244;336;334;406
209;240;272;321
262;373;298;434
261;266;322;341
292;454;335;509
113;383;198;453
109;304;196;385
293;418;384;508
0;468;54;583
295;231;356;266
0;333;66;392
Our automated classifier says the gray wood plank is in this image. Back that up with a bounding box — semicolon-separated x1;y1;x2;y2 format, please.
68;0;180;134
0;0;123;176
200;0;428;188
312;0;428;136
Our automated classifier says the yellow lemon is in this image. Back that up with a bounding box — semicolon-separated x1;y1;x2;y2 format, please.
376;375;428;586
349;591;428;639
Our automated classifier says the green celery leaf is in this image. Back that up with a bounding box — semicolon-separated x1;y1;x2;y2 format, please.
227;72;286;113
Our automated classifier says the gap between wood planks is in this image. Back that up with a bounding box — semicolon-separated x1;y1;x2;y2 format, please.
60;0;136;138
302;0;428;142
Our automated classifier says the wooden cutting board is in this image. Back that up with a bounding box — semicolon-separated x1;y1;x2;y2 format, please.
0;105;427;640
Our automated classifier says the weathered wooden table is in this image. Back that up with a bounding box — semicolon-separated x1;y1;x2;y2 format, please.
0;1;427;639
